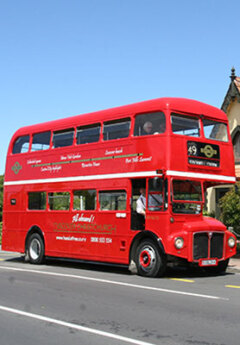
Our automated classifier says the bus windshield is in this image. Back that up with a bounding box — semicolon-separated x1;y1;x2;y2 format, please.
172;180;202;214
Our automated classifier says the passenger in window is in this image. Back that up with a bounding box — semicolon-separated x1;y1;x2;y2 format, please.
142;122;153;135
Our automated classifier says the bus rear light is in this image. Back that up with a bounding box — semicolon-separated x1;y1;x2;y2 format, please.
174;237;184;249
228;236;236;248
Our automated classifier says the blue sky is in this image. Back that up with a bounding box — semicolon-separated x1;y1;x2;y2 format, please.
0;0;239;175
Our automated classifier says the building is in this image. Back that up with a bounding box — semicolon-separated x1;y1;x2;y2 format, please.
207;68;240;218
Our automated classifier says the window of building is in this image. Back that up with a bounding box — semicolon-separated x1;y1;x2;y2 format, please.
99;190;127;210
203;119;228;142
12;135;30;154
31;131;51;152
134;112;166;136
103;118;130;141
52;129;74;148
171;114;200;137
48;192;70;210
233;131;240;164
73;190;96;210
28;192;46;210
76;124;100;145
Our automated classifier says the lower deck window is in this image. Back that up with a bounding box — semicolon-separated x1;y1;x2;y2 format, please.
48;192;70;210
99;190;127;210
73;190;96;210
28;192;46;210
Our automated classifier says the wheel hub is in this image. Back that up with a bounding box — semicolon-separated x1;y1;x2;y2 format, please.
139;246;156;268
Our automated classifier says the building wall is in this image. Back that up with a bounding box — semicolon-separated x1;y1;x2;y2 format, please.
227;100;240;134
206;100;240;216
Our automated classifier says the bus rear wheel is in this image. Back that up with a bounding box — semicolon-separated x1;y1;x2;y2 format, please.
27;233;45;264
136;239;166;277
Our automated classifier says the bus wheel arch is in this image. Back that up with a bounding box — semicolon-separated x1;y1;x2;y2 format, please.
129;231;166;277
25;227;45;264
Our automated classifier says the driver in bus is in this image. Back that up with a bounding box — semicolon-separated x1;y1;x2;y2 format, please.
136;188;146;216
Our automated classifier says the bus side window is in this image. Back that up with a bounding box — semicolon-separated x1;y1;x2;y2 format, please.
28;192;46;210
99;190;127;210
52;129;74;148
76;124;101;145
31;131;51;152
134;112;166;136
12;135;30;154
103;118;130;141
73;190;96;210
48;192;70;210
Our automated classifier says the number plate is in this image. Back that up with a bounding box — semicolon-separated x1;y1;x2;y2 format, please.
199;259;218;266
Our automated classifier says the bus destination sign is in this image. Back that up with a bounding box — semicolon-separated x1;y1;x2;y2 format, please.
187;141;220;168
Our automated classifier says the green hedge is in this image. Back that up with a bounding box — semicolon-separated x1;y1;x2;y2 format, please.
0;222;2;245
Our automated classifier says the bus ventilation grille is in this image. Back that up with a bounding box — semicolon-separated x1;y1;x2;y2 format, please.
193;232;224;260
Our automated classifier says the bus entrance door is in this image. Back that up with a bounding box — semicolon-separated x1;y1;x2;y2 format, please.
131;179;146;230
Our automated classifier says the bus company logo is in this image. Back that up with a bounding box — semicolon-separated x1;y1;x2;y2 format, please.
72;213;95;223
200;145;217;158
11;162;22;175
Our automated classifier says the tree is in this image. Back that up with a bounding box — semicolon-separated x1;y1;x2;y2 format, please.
219;183;240;235
0;175;3;222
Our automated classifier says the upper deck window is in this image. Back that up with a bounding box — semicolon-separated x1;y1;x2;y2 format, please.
76;124;100;144
203;119;228;142
31;131;51;152
134;112;165;136
52;128;74;148
103;118;130;141
12;135;30;154
171;114;200;137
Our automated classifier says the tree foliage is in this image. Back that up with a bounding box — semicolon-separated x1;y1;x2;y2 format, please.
219;183;240;235
0;175;3;222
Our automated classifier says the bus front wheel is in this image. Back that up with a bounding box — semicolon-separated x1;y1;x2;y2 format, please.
27;233;45;264
136;239;166;277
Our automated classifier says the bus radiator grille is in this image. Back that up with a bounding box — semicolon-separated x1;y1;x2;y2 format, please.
193;232;224;260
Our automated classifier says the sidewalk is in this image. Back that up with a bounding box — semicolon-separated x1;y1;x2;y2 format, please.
229;256;240;271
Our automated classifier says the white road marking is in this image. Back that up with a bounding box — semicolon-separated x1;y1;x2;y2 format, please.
0;265;228;300
0;305;156;345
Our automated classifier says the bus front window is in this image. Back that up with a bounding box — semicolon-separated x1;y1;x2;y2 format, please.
172;180;202;214
203;119;228;142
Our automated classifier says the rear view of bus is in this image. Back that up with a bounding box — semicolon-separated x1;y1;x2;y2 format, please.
2;97;237;277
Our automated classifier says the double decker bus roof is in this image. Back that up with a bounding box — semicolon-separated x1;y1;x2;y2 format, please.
13;97;227;137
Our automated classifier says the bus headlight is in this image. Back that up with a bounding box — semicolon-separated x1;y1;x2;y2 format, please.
174;237;184;249
228;236;236;248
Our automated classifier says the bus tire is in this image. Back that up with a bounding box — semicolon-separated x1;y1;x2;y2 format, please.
136;239;166;277
27;233;45;265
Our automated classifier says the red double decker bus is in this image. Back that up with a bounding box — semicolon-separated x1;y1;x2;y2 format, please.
2;97;237;277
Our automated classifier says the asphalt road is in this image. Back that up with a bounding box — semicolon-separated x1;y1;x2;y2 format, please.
0;252;240;345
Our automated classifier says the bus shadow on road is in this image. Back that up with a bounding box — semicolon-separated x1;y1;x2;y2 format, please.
3;255;235;279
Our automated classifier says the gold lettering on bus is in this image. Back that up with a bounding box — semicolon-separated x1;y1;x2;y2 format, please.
53;222;116;234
